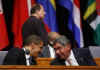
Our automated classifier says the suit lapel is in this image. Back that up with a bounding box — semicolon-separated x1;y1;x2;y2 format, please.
73;49;91;66
42;46;50;57
20;49;26;65
46;46;50;57
72;49;85;66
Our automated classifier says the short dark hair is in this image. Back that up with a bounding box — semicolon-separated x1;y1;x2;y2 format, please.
53;35;70;47
31;4;41;14
23;35;42;46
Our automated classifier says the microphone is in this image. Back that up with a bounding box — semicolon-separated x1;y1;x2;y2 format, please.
25;49;30;55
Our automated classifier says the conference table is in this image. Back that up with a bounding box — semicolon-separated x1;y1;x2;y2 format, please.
0;58;99;70
0;65;99;70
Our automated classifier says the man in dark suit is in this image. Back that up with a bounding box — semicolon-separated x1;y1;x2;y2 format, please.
51;36;96;66
3;35;43;65
22;4;48;46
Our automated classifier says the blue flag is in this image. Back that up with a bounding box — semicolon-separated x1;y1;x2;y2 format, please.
56;0;81;48
36;0;58;32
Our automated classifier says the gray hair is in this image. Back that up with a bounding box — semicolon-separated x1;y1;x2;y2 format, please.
53;35;70;47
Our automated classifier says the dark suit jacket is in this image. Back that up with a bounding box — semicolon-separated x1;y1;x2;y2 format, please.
22;16;48;46
3;48;36;65
39;46;50;57
51;48;96;66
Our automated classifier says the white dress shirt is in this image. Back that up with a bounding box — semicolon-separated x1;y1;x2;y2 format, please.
48;45;55;58
23;48;30;66
65;50;79;66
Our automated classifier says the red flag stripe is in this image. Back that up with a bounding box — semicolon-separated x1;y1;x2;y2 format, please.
31;0;36;6
0;0;9;50
74;0;80;8
0;14;9;50
43;22;51;33
96;0;100;15
12;0;29;48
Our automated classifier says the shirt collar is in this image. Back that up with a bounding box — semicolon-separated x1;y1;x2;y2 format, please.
67;50;74;60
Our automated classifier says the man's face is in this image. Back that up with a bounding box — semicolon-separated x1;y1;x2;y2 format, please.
30;42;43;58
37;5;46;19
54;42;71;60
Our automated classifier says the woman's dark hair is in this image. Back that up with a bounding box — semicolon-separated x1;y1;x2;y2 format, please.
31;4;41;14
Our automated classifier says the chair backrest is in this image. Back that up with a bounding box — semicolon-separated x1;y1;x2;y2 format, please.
0;51;8;65
89;46;100;58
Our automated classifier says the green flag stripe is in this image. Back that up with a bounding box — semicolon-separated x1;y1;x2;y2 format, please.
94;24;100;45
88;0;95;6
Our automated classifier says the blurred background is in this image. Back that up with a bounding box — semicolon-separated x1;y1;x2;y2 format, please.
0;0;100;50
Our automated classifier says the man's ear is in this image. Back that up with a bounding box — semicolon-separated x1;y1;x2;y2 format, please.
40;41;43;46
65;43;71;50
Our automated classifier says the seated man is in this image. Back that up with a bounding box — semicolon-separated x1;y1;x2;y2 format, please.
41;32;60;58
51;36;96;66
3;35;43;65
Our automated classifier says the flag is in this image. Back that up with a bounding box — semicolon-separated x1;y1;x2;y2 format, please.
36;0;58;32
83;0;97;30
12;0;35;48
94;0;100;45
94;16;100;45
83;0;98;46
73;0;84;48
56;0;83;48
0;0;9;50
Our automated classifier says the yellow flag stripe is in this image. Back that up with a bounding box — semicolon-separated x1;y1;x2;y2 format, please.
84;2;96;20
50;0;56;10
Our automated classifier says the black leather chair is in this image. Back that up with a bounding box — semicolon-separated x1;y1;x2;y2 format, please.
89;46;100;58
0;51;8;65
